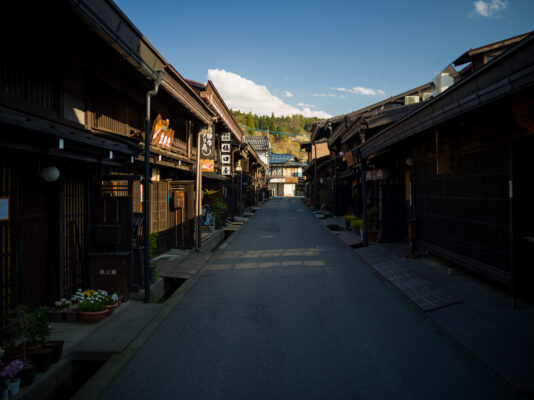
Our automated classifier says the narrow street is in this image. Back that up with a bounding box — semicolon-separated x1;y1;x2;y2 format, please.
100;198;520;400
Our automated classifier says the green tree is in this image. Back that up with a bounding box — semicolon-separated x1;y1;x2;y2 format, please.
246;112;255;134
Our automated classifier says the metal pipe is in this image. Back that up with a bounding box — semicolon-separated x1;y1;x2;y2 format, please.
313;141;318;206
144;70;164;304
195;126;202;251
360;155;369;246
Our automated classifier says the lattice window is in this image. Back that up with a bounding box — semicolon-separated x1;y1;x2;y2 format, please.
63;176;86;296
0;163;14;327
415;146;510;271
0;61;59;114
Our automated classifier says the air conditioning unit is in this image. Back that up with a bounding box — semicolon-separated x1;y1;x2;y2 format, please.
422;92;432;101
432;73;455;96
404;96;420;105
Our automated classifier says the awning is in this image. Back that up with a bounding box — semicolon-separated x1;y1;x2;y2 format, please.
202;172;229;181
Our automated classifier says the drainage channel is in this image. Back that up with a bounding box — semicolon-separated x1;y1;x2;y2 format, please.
156;277;186;303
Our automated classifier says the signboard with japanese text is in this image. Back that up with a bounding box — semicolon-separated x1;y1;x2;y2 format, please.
221;154;231;164
150;114;174;150
200;127;214;172
221;165;232;175
221;132;231;142
221;143;231;153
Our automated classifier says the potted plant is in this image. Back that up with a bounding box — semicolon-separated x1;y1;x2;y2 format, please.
49;298;71;322
343;214;357;230
367;207;379;242
6;306;37;387
64;305;79;322
1;359;24;396
349;218;363;236
28;306;53;372
77;289;109;322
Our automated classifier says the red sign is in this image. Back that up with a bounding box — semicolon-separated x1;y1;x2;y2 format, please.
201;159;214;172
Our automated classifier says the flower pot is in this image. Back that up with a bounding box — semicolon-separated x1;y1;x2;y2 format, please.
79;309;108;323
65;309;79;322
30;348;53;372
49;310;64;322
8;378;21;396
45;340;64;364
368;230;378;242
19;363;37;387
106;303;119;315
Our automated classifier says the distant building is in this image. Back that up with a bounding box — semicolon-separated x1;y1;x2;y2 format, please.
245;135;271;167
268;153;306;196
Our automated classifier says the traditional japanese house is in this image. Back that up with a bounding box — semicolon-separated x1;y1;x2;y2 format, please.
245;135;271;200
0;0;215;324
359;32;534;297
268;153;306;197
308;83;433;214
301;139;330;205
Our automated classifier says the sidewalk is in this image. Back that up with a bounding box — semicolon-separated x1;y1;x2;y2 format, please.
13;207;261;400
321;217;534;395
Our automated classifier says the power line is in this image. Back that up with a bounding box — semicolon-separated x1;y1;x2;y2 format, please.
238;124;301;137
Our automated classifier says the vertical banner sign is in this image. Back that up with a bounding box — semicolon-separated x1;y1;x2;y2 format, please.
151;114;175;150
221;132;232;175
200;126;215;172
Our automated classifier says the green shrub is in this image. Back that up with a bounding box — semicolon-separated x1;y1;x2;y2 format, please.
349;218;363;230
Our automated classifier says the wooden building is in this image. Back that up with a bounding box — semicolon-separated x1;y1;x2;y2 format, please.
358;32;534;296
0;0;216;325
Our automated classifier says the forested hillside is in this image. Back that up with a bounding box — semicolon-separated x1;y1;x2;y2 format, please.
231;110;321;160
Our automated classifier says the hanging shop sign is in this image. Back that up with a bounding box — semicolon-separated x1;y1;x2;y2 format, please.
150;114;174;150
221;154;231;164
435;130;461;175
221;143;231;153
366;168;388;181
220;131;232;175
0;197;9;221
201;159;214;172
200;126;215;172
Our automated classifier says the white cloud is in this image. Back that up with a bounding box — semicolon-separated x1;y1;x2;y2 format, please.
297;102;316;107
470;0;507;17
207;69;332;118
283;90;293;98
312;93;327;97
331;86;385;96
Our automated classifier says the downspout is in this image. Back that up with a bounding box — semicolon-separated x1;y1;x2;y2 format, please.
195;126;203;251
313;141;318;206
144;70;164;304
360;151;369;246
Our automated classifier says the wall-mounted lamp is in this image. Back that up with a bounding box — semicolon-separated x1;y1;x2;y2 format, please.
58;138;64;150
130;155;134;163
158;155;162;161
339;151;344;157
406;157;414;167
109;151;114;160
41;166;60;182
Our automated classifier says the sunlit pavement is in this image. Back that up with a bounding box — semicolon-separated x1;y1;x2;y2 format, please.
99;198;522;400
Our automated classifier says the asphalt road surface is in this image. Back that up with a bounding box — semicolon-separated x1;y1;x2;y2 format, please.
100;197;522;400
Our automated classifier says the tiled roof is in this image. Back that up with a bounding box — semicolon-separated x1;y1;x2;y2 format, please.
245;135;270;152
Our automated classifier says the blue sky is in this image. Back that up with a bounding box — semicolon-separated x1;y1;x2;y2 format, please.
116;0;533;119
